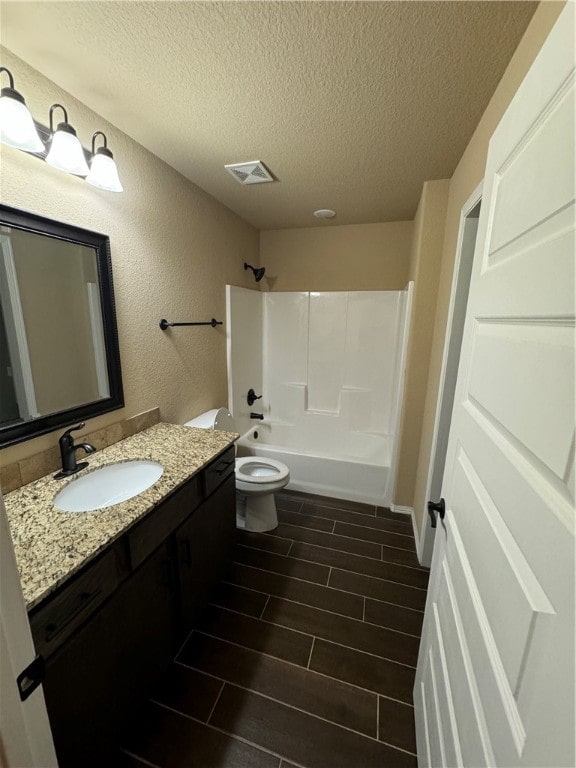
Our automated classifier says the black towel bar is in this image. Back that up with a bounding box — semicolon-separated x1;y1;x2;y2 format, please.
159;318;222;330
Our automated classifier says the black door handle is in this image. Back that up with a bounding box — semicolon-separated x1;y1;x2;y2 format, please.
427;498;446;528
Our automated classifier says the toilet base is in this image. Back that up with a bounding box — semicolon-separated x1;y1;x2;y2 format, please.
236;491;278;532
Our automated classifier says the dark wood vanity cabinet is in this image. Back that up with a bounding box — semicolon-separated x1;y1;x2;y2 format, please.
29;449;236;768
176;472;235;632
41;540;176;768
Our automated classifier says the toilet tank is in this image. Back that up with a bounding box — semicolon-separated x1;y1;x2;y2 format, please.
184;408;236;431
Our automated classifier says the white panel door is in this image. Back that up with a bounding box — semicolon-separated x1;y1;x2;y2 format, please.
414;5;575;767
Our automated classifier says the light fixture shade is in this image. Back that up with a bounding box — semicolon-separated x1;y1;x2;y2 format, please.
0;93;44;152
46;127;89;176
86;152;123;192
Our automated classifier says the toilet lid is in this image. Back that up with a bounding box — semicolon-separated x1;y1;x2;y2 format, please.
184;408;236;431
235;456;289;483
213;408;236;431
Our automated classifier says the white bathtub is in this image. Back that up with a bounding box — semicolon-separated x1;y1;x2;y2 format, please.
236;424;391;506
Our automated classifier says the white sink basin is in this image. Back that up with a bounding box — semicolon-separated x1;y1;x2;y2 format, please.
54;460;164;512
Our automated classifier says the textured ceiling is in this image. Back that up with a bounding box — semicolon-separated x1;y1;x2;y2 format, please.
1;1;537;229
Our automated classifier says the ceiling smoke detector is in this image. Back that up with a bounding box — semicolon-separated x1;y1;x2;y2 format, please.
225;161;274;185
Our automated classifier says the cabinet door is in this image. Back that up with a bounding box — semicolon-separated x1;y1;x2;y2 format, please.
112;538;179;704
176;473;236;633
42;541;177;768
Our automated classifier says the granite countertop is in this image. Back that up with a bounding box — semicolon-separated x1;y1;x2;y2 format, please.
3;423;238;611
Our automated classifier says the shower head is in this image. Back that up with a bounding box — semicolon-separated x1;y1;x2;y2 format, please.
244;262;266;282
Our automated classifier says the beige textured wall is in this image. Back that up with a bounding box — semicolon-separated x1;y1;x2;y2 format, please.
260;222;413;292
0;48;259;465
411;1;566;536
394;180;450;508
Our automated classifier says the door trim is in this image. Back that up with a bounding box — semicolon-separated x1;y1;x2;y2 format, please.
0;493;57;766
418;182;483;567
387;281;414;507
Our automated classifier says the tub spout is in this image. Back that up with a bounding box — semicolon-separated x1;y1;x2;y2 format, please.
250;412;264;420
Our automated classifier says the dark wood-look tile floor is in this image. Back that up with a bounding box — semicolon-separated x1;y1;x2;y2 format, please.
121;491;429;768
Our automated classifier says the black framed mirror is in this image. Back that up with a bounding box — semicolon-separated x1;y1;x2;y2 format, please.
0;204;124;447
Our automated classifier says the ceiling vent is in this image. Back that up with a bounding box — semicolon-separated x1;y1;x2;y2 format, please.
225;161;274;185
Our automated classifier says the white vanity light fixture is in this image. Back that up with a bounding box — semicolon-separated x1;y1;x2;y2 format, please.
0;67;44;152
0;67;123;192
46;103;90;177
86;131;123;192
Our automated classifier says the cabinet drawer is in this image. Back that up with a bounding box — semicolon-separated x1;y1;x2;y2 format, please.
128;474;202;569
30;549;118;659
204;447;235;497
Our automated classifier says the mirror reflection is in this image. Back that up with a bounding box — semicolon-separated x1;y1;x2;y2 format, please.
0;228;109;428
0;205;123;447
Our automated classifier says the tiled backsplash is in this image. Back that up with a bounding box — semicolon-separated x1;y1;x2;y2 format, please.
0;408;160;494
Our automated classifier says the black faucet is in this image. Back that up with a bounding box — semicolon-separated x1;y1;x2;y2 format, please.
54;423;96;479
250;412;264;420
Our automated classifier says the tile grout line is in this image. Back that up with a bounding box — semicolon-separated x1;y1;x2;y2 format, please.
377;694;380;741
260;531;382;560
285;496;410;525
200;606;419;668
232;558;329;589
286;540;294;556
215;588;422;637
287;492;395;515
153;682;417;756
307;636;316;669
237;538;429;574
151;700;303;765
209;602;264;622
238;541;426;577
210;595;421;639
120;749;161;768
172;626;195;663
206;680;225;724
280;494;379;518
210;598;360;628
232;555;428;602
266;526;418;557
259;594;271;619
286;500;411;525
334;517;414;539
278;507;413;534
363;595;425;615
176;646;415;708
332;520;416;541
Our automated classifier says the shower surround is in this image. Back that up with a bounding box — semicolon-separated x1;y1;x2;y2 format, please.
226;286;412;506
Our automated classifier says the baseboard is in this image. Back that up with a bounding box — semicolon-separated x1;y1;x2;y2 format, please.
392;504;421;564
391;504;413;516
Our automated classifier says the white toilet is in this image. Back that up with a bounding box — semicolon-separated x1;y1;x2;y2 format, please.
184;408;290;532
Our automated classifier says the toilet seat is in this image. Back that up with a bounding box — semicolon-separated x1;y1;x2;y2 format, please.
235;456;290;496
235;456;289;483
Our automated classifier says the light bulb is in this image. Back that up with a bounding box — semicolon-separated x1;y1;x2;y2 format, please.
86;151;123;192
0;91;44;152
46;126;89;176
